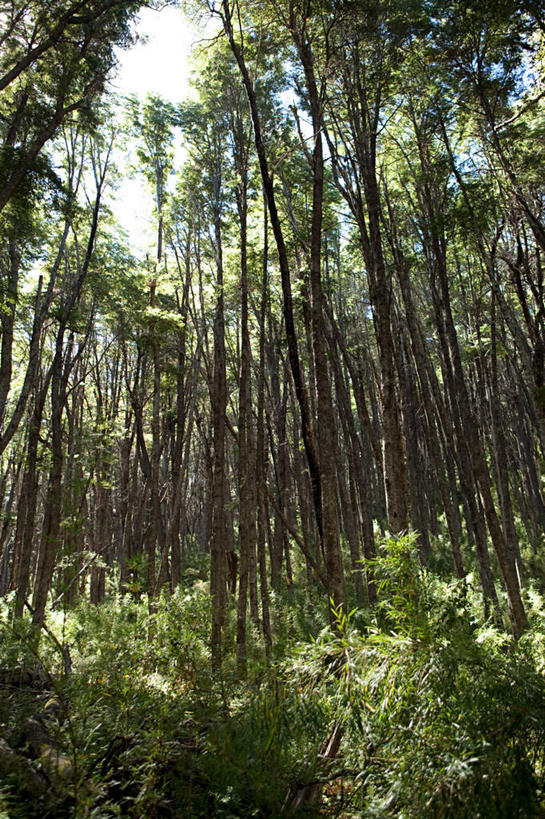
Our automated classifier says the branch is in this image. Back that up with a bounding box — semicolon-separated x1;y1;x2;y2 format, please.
494;87;545;132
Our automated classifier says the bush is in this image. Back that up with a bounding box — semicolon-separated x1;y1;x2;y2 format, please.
280;535;545;817
2;536;545;817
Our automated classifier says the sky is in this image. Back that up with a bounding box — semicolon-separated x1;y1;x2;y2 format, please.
108;6;203;253
112;6;198;104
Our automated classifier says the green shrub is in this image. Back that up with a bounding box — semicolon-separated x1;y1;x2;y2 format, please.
280;535;545;817
3;536;545;817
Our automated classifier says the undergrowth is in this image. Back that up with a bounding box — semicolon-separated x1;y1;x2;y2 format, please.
1;535;545;817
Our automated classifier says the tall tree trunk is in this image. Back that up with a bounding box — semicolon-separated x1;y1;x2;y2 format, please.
221;0;325;558
295;21;345;612
256;198;272;652
32;331;72;626
210;156;227;670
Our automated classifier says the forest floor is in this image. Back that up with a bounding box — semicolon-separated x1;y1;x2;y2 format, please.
2;545;545;817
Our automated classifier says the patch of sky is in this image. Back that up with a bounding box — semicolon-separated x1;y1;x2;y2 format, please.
107;6;204;256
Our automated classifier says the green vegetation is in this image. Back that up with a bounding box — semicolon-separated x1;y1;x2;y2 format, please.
2;538;545;816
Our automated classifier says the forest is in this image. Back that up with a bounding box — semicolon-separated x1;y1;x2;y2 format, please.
2;0;545;815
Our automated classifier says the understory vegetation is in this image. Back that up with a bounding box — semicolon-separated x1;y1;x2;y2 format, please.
2;537;545;817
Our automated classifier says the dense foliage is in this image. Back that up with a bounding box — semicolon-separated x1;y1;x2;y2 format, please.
3;540;545;816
